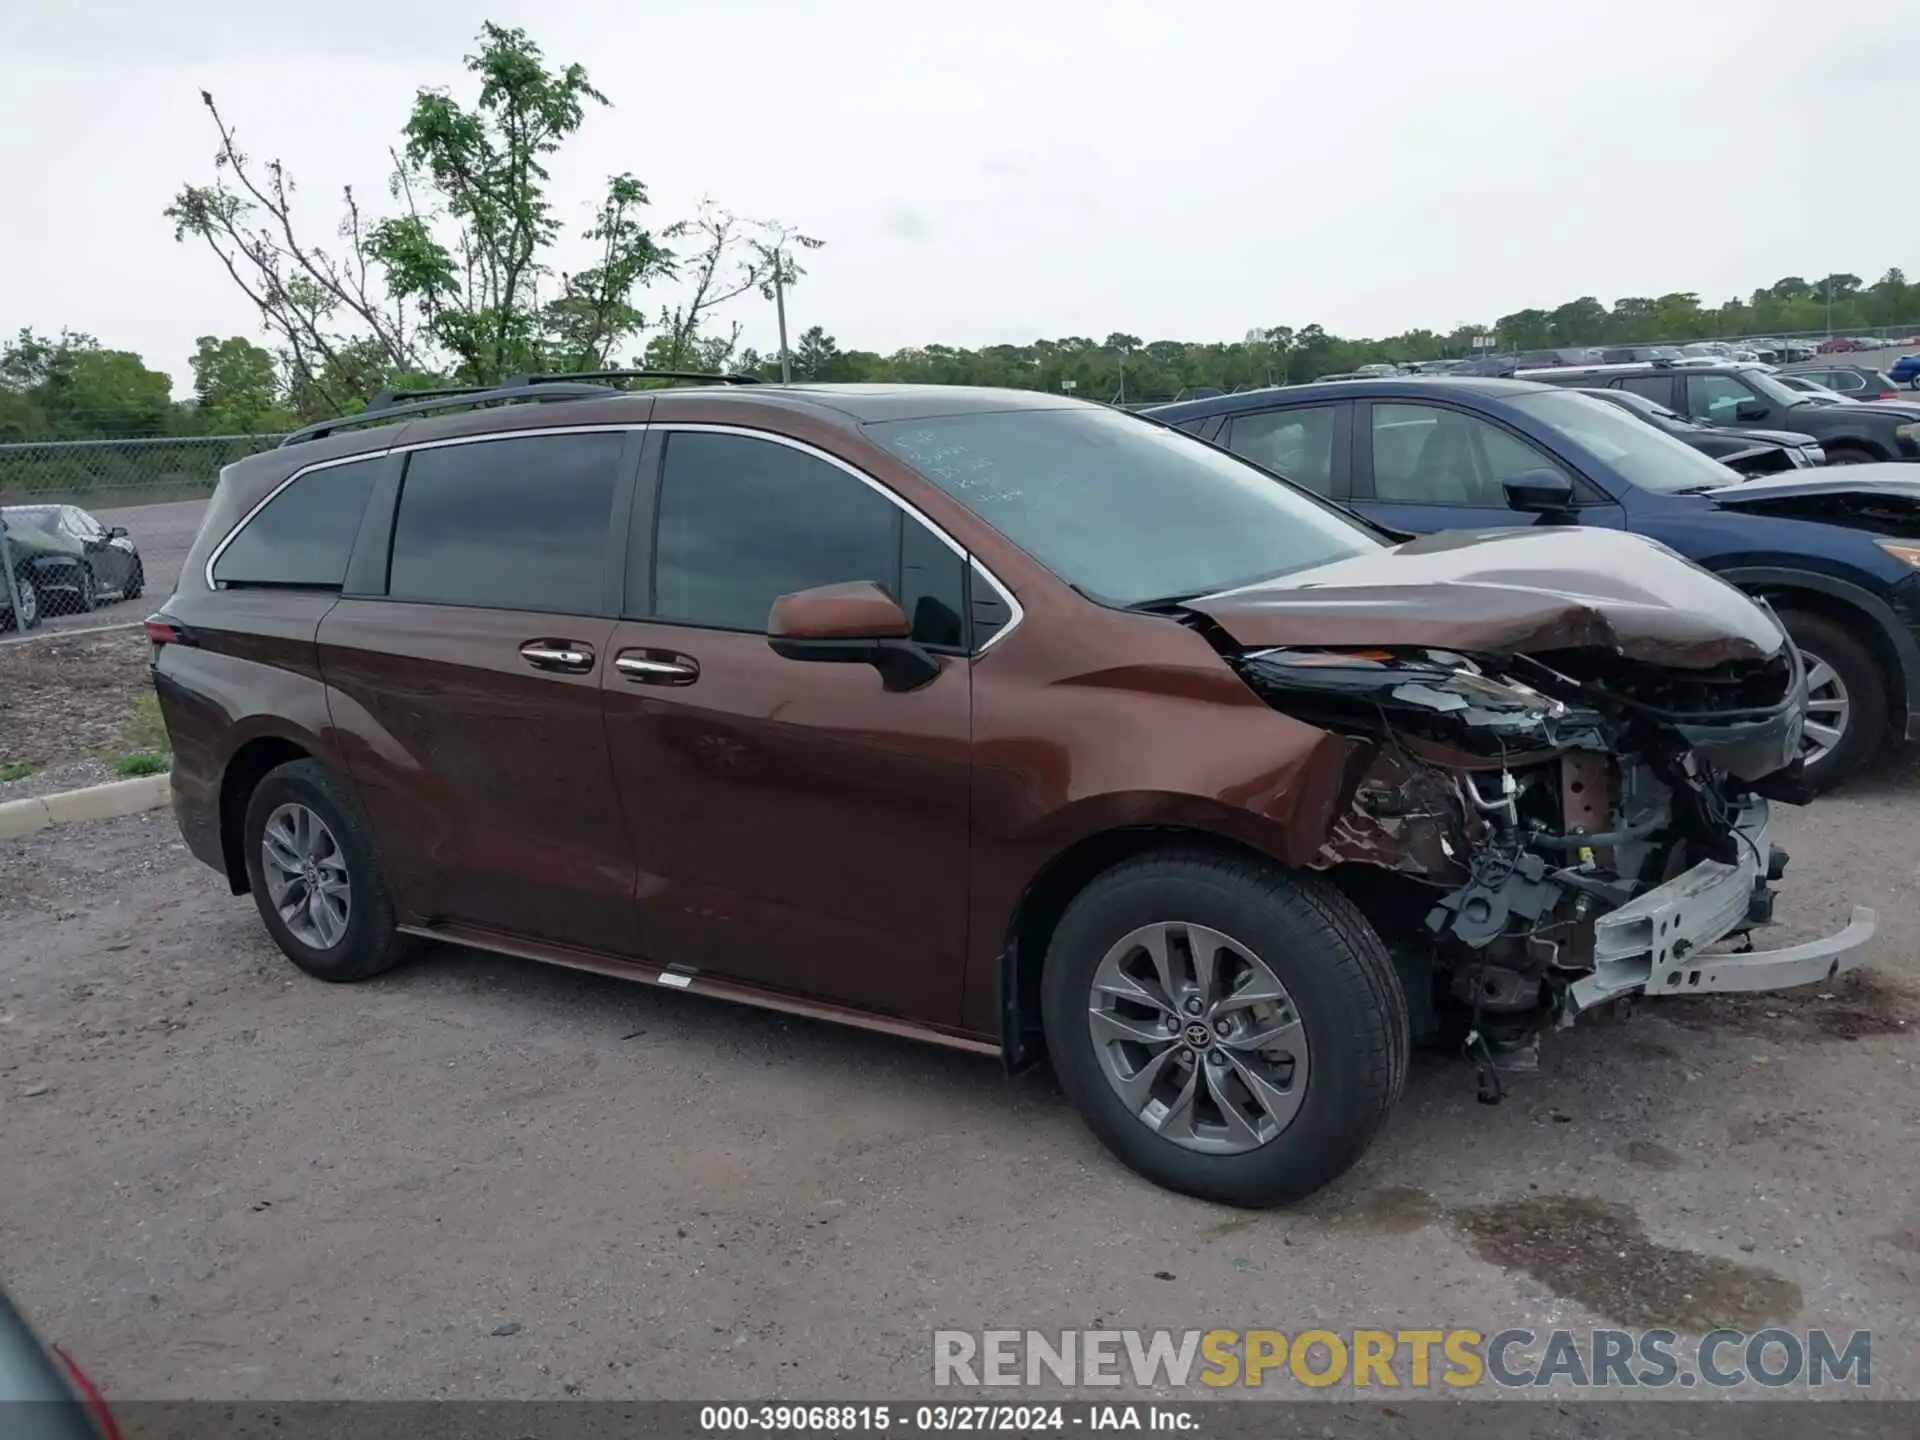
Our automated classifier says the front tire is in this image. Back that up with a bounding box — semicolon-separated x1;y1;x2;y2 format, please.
3;571;40;632
1781;609;1886;792
74;565;97;614
1823;446;1877;466
241;758;411;982
1041;847;1408;1207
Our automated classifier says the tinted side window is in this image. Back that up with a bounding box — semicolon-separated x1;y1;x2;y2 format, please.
899;516;966;649
1370;404;1568;506
1683;374;1757;423
388;433;623;614
1617;375;1674;403
651;432;963;645
1225;405;1339;496
213;459;378;589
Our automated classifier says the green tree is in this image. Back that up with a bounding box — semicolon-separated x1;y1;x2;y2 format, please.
0;329;172;438
189;335;286;432
167;22;777;408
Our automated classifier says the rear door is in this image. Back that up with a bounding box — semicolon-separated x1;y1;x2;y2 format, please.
600;426;975;1022
1346;399;1625;534
1217;401;1351;500
318;428;646;954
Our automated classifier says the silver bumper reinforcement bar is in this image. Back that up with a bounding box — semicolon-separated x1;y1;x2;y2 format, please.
1567;798;1877;1013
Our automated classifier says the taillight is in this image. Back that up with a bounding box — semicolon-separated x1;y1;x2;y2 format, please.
1874;391;1896;401
145;614;187;647
51;1343;122;1440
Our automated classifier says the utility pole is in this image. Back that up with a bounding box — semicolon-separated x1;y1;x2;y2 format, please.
1826;273;1834;338
772;245;793;384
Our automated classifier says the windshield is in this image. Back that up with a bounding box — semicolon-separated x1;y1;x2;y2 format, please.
1509;390;1739;495
868;407;1380;606
0;506;61;536
1586;390;1688;428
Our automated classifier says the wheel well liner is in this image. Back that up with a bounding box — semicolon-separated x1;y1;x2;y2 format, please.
219;736;311;893
997;825;1286;1072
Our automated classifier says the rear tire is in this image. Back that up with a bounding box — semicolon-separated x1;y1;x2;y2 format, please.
241;758;412;982
1780;609;1885;793
124;561;144;601
1040;846;1408;1207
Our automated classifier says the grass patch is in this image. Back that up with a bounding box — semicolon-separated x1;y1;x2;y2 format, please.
0;760;38;782
114;753;170;778
123;692;171;754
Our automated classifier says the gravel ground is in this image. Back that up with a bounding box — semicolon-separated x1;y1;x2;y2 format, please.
0;759;1916;1403
0;626;155;776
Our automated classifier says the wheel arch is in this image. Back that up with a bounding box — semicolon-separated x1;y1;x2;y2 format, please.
218;734;316;894
1820;433;1895;461
997;824;1292;1073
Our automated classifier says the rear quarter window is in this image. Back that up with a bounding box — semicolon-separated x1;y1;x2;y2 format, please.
212;458;380;589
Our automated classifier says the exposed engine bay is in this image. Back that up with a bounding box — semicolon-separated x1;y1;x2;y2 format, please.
1231;634;1876;1098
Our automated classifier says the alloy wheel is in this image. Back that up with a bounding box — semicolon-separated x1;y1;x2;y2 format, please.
9;574;37;629
260;802;352;949
1799;650;1850;766
1087;921;1310;1155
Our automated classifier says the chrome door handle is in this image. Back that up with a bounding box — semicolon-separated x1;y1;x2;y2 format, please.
615;653;699;685
520;641;594;673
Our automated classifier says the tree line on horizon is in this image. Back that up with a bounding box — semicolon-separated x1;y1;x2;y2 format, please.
5;267;1914;444
1;19;1914;444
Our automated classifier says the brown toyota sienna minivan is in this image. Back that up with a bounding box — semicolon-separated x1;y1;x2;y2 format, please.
149;373;1876;1207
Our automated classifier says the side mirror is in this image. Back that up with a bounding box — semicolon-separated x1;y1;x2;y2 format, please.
1503;468;1576;515
766;581;940;692
107;526;128;539
1734;399;1769;422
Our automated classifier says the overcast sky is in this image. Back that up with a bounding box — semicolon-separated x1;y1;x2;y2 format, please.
4;0;1914;391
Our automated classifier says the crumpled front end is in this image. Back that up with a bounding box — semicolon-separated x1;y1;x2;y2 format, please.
1231;633;1876;1070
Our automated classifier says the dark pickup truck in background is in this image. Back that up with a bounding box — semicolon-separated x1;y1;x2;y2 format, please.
1520;360;1920;466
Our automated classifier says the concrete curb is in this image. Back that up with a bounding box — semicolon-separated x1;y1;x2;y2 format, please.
0;773;172;841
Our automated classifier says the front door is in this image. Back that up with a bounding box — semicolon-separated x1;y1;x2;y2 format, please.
1346;399;1626;535
602;428;974;1023
318;429;644;954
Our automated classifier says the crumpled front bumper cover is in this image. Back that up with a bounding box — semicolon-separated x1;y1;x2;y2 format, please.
1567;798;1876;1012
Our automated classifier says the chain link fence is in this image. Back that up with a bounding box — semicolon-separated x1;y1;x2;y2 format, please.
0;434;281;630
0;433;286;508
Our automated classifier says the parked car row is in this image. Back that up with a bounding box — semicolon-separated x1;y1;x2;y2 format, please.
1150;368;1920;791
1380;337;1919;382
146;367;1876;1208
0;504;146;632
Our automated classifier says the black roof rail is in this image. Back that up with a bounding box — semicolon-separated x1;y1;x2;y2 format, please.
363;383;498;412
501;369;762;388
277;381;619;447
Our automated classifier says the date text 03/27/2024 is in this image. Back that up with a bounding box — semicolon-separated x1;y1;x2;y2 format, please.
698;1405;1196;1432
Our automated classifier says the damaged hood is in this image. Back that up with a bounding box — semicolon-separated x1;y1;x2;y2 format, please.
1185;527;1787;668
1704;466;1920;508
